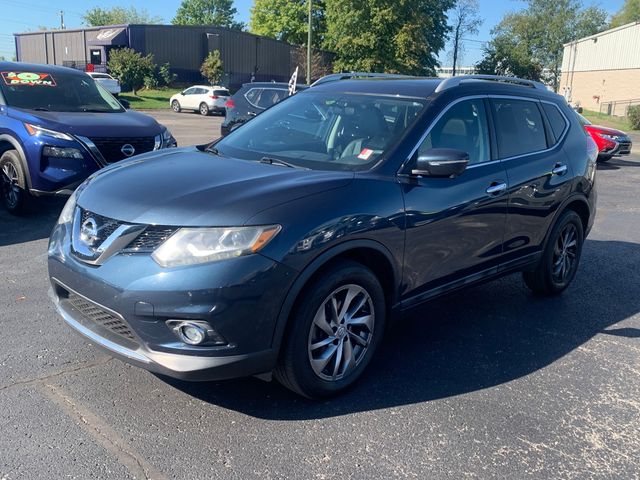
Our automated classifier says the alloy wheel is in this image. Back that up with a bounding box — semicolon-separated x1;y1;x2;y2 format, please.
552;223;578;284
1;162;20;209
307;284;375;381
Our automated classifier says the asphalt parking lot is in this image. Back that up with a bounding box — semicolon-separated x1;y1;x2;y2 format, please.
147;109;224;146
1;116;639;479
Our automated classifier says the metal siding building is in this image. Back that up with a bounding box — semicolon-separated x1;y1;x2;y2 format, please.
14;24;302;89
561;21;640;115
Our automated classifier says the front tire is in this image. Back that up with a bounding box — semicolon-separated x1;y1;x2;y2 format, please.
523;210;584;296
1;150;30;215
275;261;386;399
171;100;181;113
199;102;210;116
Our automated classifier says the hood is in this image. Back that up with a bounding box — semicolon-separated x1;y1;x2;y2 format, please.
585;124;627;136
8;108;163;137
77;147;354;226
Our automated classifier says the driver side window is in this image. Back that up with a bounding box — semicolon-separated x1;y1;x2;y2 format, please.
418;99;490;165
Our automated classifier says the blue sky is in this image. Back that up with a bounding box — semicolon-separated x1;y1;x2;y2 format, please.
0;0;626;65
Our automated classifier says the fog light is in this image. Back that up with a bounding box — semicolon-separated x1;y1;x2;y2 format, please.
166;320;227;346
178;322;207;345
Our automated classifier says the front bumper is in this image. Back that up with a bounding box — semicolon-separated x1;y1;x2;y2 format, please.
49;284;276;381
48;222;297;381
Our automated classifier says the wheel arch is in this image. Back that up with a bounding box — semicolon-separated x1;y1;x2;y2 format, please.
544;194;591;248
0;134;32;189
270;239;401;354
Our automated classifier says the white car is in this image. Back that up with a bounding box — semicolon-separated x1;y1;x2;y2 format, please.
170;85;230;116
86;72;121;96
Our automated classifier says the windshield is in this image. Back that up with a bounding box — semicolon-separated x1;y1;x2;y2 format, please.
215;91;426;171
0;70;124;113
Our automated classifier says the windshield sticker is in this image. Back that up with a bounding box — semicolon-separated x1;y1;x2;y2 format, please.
2;71;57;87
357;148;374;160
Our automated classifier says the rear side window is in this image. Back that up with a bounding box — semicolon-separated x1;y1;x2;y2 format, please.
492;99;547;158
542;103;568;141
245;88;287;109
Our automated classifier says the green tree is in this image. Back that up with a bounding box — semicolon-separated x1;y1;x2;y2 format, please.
107;48;156;94
324;0;453;76
172;0;243;29
83;6;162;26
250;0;326;45
476;0;607;90
200;50;224;84
610;0;640;28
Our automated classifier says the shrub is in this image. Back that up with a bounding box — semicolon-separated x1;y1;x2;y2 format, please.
200;51;223;85
628;105;640;130
143;74;159;90
107;48;155;95
159;63;177;87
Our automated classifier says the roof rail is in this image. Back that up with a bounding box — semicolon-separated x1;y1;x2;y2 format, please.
435;74;548;93
311;72;414;87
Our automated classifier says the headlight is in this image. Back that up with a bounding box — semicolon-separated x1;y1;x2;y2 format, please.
43;145;84;159
597;133;617;141
152;225;281;267
161;127;177;148
24;123;74;141
57;188;78;225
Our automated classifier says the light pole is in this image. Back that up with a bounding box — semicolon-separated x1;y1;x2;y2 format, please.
307;0;312;84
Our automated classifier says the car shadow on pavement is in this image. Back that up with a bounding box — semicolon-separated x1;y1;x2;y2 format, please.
0;197;65;247
597;158;640;170
163;238;640;419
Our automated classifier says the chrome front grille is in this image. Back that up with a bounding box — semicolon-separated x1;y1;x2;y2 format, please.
124;226;177;252
67;291;136;341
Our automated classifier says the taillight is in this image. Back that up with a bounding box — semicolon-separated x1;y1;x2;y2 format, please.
209;95;219;100
225;98;235;109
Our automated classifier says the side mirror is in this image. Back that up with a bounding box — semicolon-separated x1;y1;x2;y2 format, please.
119;99;130;109
411;148;469;178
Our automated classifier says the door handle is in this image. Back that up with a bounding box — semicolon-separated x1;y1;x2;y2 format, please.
486;182;507;195
552;163;568;176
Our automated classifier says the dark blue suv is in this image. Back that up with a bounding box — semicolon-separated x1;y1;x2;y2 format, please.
48;74;598;398
0;62;176;214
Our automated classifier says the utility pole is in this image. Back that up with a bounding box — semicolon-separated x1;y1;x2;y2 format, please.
307;0;312;85
59;10;65;30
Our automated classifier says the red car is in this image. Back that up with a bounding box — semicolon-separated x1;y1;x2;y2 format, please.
577;113;632;162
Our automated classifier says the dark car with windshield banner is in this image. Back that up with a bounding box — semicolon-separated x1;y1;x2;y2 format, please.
0;62;176;214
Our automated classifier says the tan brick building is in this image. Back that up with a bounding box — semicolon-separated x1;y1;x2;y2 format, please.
561;21;640;116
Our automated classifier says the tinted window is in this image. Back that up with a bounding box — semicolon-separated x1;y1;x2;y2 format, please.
0;70;123;112
493;99;547;158
213;89;229;96
542;103;568;141
418;99;490;165
216;91;425;171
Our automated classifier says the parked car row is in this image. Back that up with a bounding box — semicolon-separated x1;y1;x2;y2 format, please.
46;73;599;399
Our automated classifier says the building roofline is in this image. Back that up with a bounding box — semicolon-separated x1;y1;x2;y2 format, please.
563;20;640;47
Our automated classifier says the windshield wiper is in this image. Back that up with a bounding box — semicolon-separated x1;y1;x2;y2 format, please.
206;146;220;156
259;157;300;169
33;107;49;111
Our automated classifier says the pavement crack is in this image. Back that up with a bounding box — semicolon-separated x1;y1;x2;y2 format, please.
37;382;167;480
0;357;114;393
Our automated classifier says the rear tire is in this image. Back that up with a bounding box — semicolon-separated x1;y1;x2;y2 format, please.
199;103;210;116
171;100;181;113
523;210;584;296
274;260;386;399
1;150;30;215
